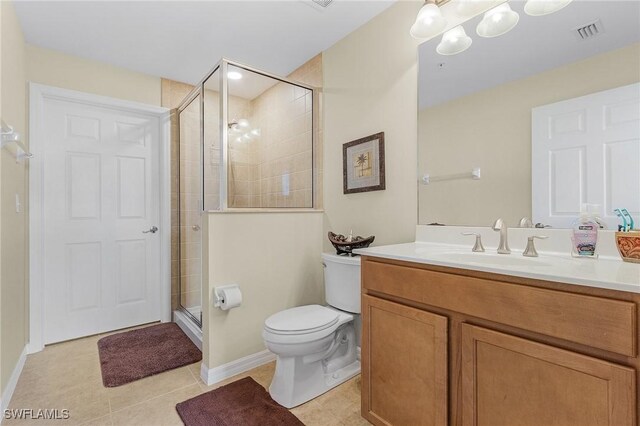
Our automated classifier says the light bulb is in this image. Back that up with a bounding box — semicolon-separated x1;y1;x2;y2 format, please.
477;3;519;38
524;0;573;16
227;71;242;80
437;26;472;56
410;2;447;40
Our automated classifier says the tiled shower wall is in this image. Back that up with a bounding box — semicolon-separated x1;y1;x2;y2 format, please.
228;54;323;208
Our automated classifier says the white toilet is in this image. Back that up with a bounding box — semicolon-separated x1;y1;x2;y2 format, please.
262;253;361;408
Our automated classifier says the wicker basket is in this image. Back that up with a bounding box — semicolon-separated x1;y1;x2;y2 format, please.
615;231;640;264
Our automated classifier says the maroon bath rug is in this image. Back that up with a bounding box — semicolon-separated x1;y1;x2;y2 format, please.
176;377;304;426
97;323;201;387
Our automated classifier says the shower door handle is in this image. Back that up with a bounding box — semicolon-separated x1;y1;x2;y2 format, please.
143;226;158;234
192;225;201;231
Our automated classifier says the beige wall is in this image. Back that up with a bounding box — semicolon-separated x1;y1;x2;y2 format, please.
26;45;161;106
0;0;27;395
419;43;640;227
204;212;324;368
322;0;420;252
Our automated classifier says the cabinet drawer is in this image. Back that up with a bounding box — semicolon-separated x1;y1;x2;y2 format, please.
362;259;637;357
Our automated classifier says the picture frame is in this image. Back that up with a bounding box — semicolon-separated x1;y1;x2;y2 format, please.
343;132;385;194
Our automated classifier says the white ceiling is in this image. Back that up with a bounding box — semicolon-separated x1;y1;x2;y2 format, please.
419;0;640;109
14;0;395;86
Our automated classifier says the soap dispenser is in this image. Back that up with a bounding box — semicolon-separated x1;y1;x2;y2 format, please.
571;204;599;258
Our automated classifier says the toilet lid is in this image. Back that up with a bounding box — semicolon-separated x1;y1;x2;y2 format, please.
265;305;339;335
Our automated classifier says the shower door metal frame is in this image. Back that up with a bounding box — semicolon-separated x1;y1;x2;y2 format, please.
175;59;318;327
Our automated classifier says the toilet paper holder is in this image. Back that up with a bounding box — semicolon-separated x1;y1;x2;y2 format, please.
213;284;242;310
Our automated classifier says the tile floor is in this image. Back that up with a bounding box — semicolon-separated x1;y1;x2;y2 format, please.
5;324;369;426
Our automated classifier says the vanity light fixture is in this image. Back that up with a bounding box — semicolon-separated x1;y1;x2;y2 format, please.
425;0;572;56
227;71;243;80
476;3;520;38
437;26;473;55
410;0;447;40
524;0;573;16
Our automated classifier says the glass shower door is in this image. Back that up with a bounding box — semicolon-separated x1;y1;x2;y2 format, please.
178;93;203;326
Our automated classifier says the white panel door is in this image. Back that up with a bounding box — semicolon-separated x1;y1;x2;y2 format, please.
42;97;161;344
532;83;640;229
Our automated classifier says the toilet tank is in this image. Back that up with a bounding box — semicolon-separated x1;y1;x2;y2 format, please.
322;253;361;314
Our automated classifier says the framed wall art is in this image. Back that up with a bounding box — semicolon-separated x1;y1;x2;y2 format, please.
343;132;385;194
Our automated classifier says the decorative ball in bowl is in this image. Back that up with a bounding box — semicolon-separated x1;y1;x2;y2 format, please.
328;232;375;256
615;231;640;264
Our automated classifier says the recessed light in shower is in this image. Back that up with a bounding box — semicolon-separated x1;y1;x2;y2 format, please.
227;71;243;80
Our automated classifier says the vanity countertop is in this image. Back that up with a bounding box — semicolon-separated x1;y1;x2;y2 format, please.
355;242;640;294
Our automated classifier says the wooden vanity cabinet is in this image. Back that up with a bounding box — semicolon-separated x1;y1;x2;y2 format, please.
360;256;638;426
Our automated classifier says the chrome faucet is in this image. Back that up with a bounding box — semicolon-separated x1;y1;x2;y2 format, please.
492;218;511;254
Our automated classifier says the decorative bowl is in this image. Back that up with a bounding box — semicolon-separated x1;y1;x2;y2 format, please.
328;232;375;256
615;231;640;264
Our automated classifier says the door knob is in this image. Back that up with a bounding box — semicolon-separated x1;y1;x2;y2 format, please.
143;226;158;234
192;225;200;231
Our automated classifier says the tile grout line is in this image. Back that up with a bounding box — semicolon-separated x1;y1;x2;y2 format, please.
186;363;200;384
108;381;200;416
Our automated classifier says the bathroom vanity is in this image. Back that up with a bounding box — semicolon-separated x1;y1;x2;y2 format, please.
357;242;640;426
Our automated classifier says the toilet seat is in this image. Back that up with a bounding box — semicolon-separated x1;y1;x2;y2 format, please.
265;305;339;335
263;305;353;346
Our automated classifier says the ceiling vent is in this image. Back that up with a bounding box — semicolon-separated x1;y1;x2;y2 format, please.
573;19;605;41
311;0;333;7
302;0;334;11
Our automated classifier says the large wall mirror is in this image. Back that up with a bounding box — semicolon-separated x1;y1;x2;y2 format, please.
418;0;640;229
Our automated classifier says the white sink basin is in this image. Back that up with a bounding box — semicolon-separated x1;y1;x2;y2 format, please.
429;252;554;268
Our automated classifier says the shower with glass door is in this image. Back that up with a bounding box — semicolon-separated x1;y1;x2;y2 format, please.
175;59;315;331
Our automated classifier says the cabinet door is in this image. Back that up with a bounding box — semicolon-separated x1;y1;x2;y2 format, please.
362;295;448;426
461;324;636;426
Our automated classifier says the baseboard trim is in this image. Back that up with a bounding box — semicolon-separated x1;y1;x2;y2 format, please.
0;346;28;418
201;349;276;386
